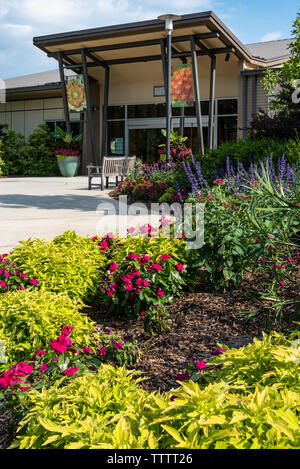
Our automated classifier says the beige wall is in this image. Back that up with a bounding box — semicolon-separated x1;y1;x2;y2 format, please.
0;96;79;140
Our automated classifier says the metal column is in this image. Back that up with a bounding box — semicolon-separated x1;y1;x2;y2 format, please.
166;30;172;160
101;66;110;162
57;52;71;134
81;49;97;165
190;36;205;156
208;54;216;150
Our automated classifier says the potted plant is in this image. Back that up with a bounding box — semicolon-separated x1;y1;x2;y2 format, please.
54;126;83;177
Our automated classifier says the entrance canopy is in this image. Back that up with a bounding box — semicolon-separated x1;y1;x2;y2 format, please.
33;11;279;165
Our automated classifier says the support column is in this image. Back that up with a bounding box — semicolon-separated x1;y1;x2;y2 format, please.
101;66;110;162
57;52;71;134
190;36;204;156
208;54;216;150
81;49;97;165
243;75;248;137
180;107;185;137
166;31;172;160
160;39;167;97
252;74;257;120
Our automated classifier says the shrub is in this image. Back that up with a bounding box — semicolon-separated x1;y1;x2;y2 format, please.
0;253;39;293
97;331;140;366
9;231;106;302
204;136;299;171
0;289;94;372
1;130;26;175
12;333;300;449
23;124;59;176
0;139;5;176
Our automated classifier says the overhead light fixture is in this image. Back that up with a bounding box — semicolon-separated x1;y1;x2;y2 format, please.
225;53;230;62
157;14;181;31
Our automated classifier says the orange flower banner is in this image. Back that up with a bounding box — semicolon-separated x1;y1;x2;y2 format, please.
66;75;87;113
171;64;194;107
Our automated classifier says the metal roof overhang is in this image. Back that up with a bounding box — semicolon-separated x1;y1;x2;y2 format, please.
33;10;272;76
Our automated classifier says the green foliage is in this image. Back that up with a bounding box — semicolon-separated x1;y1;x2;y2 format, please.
10;231;106;302
204;136;299;170
55;125;82;145
1;129;26;175
158;188;177;204
0;125;59;176
0;289;94;372
12;333;300;449
12;365;154;449
23;125;58;176
262;12;300;92
98;332;140;366
0;139;5;176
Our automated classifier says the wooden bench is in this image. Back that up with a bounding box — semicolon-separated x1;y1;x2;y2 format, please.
87;156;136;190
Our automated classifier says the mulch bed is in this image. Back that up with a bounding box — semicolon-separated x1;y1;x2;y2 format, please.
83;280;298;393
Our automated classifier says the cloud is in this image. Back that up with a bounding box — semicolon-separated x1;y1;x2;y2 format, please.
260;31;283;42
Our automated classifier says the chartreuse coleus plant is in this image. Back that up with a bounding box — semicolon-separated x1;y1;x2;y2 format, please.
11;332;300;449
9;231;106;302
0;289;94;373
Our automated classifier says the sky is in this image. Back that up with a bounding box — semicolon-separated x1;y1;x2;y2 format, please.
0;0;299;79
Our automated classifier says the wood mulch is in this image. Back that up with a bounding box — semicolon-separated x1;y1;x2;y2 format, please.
83;279;298;393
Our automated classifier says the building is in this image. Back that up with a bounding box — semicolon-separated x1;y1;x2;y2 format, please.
0;11;293;171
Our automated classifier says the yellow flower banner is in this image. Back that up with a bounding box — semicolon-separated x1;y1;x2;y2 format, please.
171;64;194;107
66;75;87;113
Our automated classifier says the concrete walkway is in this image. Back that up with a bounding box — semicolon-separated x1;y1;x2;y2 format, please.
0;177;161;253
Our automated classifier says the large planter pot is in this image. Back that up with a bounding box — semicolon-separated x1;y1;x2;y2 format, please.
57;156;80;177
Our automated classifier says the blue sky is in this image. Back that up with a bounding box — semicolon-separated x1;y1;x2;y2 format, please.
0;0;299;79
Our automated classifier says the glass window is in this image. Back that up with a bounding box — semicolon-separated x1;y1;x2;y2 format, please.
107;121;125;155
217;99;238;115
107;106;125;120
128;103;166;119
218;116;237;145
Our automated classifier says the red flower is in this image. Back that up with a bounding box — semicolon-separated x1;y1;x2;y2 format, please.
64;366;79;377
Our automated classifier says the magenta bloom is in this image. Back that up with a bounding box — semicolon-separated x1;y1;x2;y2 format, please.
114;342;123;350
213;348;227;355
157;288;165;297
160;254;172;261
213;178;225;185
61;325;74;336
100;347;107;356
30;279;39;285
39;364;48;373
195;360;206;371
127;227;136;233
34;350;46;357
152;263;163;271
140;311;146;317
82;347;93;354
109;261;118;272
175;263;185;271
64;366;79;377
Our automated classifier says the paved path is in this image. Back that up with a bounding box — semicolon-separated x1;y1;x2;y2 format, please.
0;177;161;253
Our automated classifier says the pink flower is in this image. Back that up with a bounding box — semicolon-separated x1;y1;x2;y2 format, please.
126;253;141;260
140;311;146;317
53;357;59;362
195;361;206;371
279;281;285;289
152;263;163;271
157;288;165;297
127;227;136;233
114;342;123;350
17;286;25;291
30;279;39;285
61;325;74;336
175;263;185;271
4;271;11;278
100;347;107;356
34;350;46;357
39;364;48;373
160;254;172;261
258;257;264;263
50;334;72;355
124;283;133;291
109;261;118;272
160;218;171;226
213;348;227;355
82;347;93;354
64;366;79;377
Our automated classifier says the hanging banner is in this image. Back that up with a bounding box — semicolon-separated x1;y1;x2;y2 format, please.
171;64;194;107
66;75;87;112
